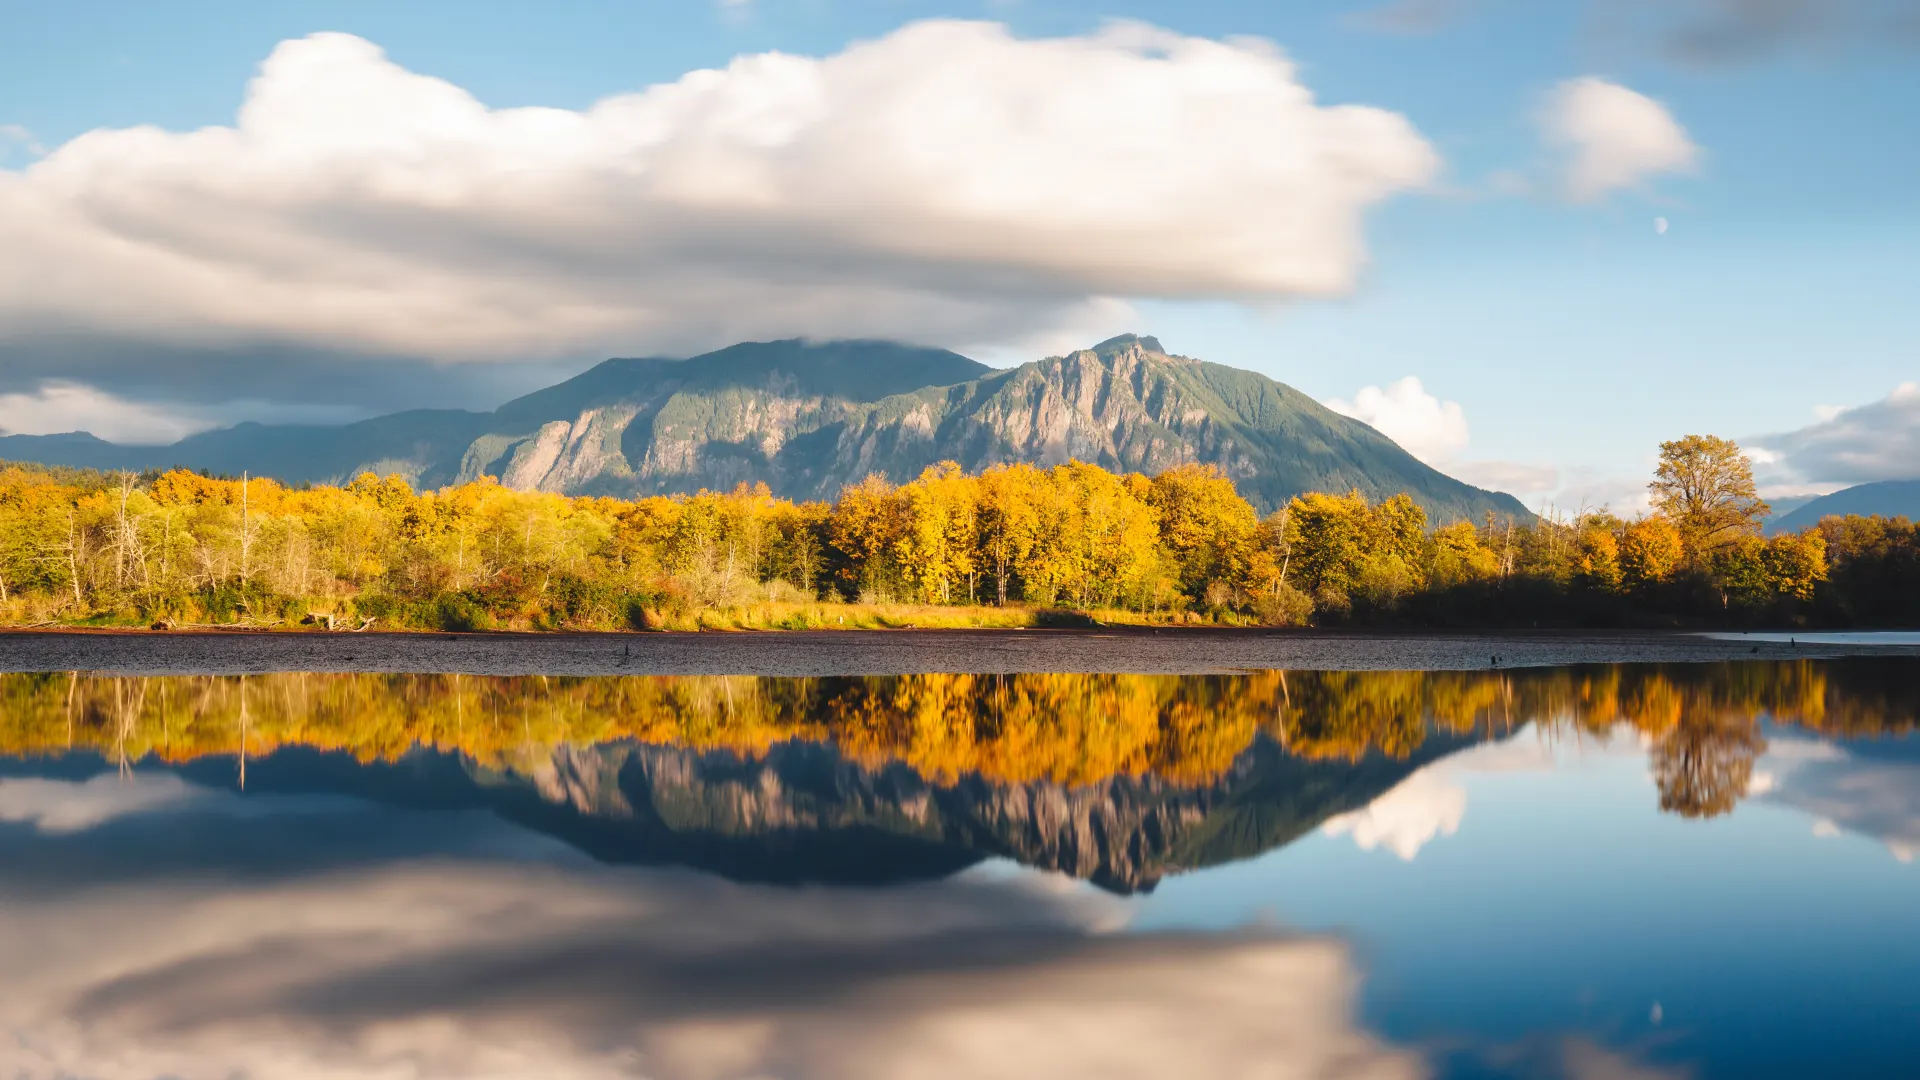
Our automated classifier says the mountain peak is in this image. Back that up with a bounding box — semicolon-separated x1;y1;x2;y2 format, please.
0;335;1531;520
1088;333;1167;359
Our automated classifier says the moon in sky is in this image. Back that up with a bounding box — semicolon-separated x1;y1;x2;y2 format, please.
1654;217;1670;235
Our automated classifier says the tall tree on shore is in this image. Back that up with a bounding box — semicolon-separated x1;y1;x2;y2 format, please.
1649;435;1770;562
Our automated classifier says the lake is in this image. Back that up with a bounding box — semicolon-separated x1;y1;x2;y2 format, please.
2;636;1917;1078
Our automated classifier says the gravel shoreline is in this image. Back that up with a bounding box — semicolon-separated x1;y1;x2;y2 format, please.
1;627;1916;676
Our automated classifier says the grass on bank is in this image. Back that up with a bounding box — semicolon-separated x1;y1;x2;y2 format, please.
0;598;1269;633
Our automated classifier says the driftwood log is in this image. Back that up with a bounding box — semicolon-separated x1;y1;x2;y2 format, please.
300;613;376;632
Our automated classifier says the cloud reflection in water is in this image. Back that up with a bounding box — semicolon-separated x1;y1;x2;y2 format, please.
0;789;1423;1080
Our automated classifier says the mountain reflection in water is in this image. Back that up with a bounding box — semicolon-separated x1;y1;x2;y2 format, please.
1;662;1915;891
3;660;1919;1079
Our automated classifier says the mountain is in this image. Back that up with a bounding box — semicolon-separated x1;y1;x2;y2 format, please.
0;335;1527;519
1761;495;1817;531
1770;480;1920;534
126;732;1472;893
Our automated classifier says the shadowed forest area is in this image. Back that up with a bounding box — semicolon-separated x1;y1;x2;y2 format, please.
0;434;1911;631
5;662;1913;820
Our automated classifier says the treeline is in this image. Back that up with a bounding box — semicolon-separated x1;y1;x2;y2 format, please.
6;662;1910;817
0;435;1910;629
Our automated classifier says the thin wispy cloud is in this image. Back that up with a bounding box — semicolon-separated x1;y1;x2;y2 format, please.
1348;0;1920;63
1346;0;1465;35
1632;0;1920;64
0;124;47;158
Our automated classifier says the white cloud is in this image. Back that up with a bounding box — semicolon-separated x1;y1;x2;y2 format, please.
0;853;1424;1079
1323;769;1466;859
1328;376;1469;464
1539;77;1699;202
0;775;210;833
1323;734;1558;861
1749;382;1920;486
1548;467;1655;517
1755;735;1920;863
1326;376;1558;496
0;22;1437;364
0;381;218;444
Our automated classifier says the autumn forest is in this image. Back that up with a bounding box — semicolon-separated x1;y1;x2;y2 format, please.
0;434;1913;631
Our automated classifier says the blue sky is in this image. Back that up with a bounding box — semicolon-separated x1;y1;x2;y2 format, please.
1;0;1916;509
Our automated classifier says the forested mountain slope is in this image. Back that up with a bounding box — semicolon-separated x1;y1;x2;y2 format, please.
1771;480;1920;534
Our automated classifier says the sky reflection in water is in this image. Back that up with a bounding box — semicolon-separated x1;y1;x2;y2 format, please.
0;661;1916;1079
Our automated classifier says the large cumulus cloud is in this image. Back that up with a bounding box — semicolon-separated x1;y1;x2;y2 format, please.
0;20;1436;391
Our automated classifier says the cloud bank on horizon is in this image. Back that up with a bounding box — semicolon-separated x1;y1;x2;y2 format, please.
0;20;1437;367
1751;382;1920;490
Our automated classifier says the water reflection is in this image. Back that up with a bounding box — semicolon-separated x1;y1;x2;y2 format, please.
1;663;1917;890
2;660;1918;1078
0;814;1420;1080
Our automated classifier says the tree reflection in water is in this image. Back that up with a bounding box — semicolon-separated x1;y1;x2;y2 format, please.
0;660;1911;823
1653;714;1768;819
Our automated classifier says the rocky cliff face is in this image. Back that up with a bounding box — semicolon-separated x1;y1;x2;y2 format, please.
460;335;1523;520
0;336;1529;520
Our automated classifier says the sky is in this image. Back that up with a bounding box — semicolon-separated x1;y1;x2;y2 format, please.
1;0;1917;511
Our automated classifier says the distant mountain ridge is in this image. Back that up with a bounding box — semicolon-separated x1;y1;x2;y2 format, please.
1770;480;1920;534
0;335;1528;519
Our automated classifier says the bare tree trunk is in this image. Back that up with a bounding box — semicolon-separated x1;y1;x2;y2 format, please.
114;473;133;591
239;472;252;598
66;509;83;607
237;675;249;791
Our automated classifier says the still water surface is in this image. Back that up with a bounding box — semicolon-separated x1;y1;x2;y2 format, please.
1;660;1916;1078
